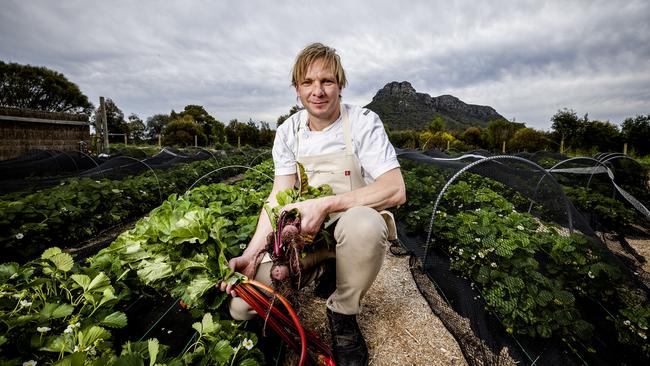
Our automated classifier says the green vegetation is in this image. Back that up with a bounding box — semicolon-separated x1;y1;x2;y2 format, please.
397;161;650;360
0;60;93;114
0;153;253;261
0;162;275;364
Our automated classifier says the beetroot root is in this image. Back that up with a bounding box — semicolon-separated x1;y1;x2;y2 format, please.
271;264;290;281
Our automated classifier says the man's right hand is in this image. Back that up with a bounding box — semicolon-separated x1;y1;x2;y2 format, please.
219;253;259;296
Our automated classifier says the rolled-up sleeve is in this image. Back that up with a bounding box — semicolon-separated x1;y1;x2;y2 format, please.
272;121;297;176
355;110;400;180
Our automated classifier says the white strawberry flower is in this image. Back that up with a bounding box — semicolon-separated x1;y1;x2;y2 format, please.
242;338;254;350
15;233;24;240
20;300;32;307
23;360;37;366
37;326;51;333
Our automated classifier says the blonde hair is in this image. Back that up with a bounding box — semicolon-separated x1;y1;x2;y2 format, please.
291;42;347;89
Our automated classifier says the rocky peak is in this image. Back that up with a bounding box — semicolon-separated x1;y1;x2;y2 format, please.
373;81;416;101
365;81;506;130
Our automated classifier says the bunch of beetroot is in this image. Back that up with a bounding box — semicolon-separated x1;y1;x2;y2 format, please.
265;208;312;287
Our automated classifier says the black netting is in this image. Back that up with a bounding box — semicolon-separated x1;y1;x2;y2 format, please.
0;147;233;195
394;148;650;366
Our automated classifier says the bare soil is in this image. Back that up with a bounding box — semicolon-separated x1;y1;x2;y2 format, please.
295;248;467;365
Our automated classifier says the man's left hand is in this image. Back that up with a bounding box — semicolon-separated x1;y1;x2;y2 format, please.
282;197;331;235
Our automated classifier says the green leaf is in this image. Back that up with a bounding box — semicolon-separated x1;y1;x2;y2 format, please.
202;313;216;334
297;162;309;196
87;272;111;292
210;340;234;363
40;303;75;320
79;326;110;348
175;256;208;273
98;287;117;308
0;335;7;347
147;338;159;366
41;247;63;259
0;262;20;281
275;190;292;207
41;334;73;353
239;359;261;366
53;352;87;366
101;311;128;328
137;258;172;283
71;274;91;290
184;276;217;305
50;252;74;272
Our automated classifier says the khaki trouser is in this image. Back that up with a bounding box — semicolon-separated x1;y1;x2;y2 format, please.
229;206;388;319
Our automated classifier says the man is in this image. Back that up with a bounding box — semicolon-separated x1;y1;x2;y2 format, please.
222;42;406;365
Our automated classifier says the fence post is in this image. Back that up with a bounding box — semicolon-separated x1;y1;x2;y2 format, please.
447;140;450;150
623;142;628;155
124;134;127;146
194;135;198;147
502;140;506;153
158;134;161;147
100;97;109;153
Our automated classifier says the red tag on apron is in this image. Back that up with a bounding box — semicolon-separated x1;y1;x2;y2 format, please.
344;170;350;176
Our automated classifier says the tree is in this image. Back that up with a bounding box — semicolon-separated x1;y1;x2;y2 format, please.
177;104;224;145
387;130;420;149
551;108;581;152
419;131;455;150
460;127;483;148
486;119;522;150
145;114;171;140
0;60;93;114
258;121;275;147
225;119;260;147
162;115;207;146
621;115;650;156
427;116;445;133
508;128;552;152
127;113;146;143
579;120;620;152
277;105;304;127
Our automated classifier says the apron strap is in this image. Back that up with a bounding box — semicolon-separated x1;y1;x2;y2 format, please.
341;105;353;155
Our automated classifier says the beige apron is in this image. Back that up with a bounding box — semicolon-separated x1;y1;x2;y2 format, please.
295;105;397;240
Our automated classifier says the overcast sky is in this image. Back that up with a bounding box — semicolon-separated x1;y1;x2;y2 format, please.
1;0;648;130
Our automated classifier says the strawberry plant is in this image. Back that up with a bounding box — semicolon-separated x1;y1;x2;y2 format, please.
0;152;253;262
398;160;650;361
0;161;276;365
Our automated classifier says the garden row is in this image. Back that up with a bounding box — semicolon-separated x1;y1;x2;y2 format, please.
0;150;264;262
395;159;649;364
0;160;276;365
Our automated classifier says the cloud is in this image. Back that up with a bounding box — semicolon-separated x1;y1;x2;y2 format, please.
1;0;648;130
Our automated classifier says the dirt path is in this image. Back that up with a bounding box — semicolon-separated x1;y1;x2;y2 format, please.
297;248;467;365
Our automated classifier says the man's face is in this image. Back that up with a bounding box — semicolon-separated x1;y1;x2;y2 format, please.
295;58;341;125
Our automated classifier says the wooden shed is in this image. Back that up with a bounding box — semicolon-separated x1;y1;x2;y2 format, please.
0;107;90;160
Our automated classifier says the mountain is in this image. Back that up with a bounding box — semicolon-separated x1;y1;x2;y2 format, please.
364;81;506;131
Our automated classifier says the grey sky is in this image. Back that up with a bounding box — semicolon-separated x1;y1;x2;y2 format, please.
1;0;648;130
